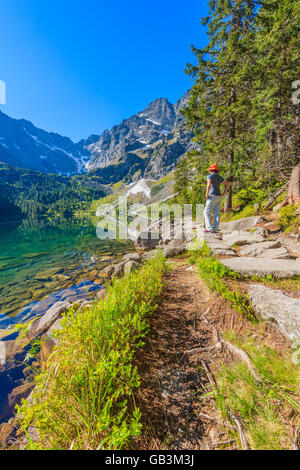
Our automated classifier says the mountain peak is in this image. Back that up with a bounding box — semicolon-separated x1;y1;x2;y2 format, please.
0;91;195;180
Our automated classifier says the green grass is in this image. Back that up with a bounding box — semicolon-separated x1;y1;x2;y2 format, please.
215;332;300;450
190;243;255;320
16;253;165;450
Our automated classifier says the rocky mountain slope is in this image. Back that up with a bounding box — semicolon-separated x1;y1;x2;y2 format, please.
84;91;197;181
0;112;89;176
0;91;197;182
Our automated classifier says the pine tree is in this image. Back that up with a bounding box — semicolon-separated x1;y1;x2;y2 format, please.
183;0;259;212
252;0;300;183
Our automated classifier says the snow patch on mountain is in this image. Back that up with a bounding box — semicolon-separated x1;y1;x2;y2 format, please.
126;179;151;199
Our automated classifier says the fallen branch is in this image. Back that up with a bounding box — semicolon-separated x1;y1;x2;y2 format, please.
263;186;286;210
222;339;262;383
213;438;235;448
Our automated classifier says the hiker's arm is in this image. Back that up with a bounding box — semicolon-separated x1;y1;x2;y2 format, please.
222;180;231;197
206;179;212;200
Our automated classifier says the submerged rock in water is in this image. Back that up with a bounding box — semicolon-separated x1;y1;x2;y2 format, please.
0;278;106;425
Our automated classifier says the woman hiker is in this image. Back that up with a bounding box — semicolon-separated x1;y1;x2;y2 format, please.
204;164;231;233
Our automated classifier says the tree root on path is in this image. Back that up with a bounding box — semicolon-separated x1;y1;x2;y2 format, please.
221;339;262;383
199;358;249;450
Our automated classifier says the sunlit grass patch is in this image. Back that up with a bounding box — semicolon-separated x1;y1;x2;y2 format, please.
215;332;300;450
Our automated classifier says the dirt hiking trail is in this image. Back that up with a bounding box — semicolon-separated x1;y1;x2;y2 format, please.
133;258;291;450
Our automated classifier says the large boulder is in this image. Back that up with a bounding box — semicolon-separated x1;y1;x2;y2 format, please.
124;261;141;276
220;216;264;233
221;257;300;278
248;284;300;342
28;300;72;340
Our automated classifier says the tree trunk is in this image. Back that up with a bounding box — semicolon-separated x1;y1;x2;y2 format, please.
224;183;233;214
287;164;300;205
225;86;236;214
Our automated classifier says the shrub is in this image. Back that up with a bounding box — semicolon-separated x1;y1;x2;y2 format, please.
279;204;300;233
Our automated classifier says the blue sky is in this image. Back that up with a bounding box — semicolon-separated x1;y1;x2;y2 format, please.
0;0;209;142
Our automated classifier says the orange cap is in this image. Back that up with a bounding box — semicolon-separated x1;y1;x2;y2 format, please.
209;164;220;171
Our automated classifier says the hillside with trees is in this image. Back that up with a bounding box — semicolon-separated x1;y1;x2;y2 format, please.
0;162;105;222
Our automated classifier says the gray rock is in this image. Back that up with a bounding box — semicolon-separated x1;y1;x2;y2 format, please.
123;253;142;263
102;264;114;277
239;240;281;257
220;216;264;233
113;262;126;277
163;245;185;258
221;257;300;278
204;232;222;241
97;287;107;300
18;426;39;450
278;235;300;258
29;300;72;340
222;231;265;247
248;284;300;341
211;248;238;256
47;319;63;345
124;261;141;275
134;231;161;251
253;226;270;237
258;247;290;259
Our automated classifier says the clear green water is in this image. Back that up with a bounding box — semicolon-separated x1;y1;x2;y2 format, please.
0;220;132;322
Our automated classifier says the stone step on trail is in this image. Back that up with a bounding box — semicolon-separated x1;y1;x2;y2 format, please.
221;257;300;278
239;240;281;256
220;216;264;233
257;247;290;259
222;231;266;247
